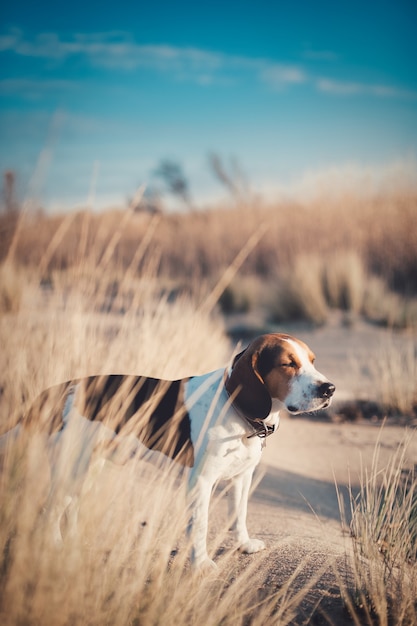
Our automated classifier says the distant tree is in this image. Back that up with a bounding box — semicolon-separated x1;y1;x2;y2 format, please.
153;159;193;211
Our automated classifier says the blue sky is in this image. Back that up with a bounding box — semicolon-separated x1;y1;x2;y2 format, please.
1;0;416;210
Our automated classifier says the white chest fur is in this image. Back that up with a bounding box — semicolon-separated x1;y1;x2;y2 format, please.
185;370;265;485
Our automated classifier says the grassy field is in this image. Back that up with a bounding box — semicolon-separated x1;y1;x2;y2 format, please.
0;191;416;624
2;190;417;327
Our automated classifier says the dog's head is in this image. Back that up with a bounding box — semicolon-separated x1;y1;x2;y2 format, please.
226;333;335;419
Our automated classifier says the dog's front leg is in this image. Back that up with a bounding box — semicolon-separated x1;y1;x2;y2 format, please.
228;468;265;554
187;476;217;571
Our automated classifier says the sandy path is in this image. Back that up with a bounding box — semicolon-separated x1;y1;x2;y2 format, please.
203;417;416;623
219;417;416;623
257;415;416;544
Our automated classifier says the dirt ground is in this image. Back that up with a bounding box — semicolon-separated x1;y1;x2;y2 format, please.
203;414;416;624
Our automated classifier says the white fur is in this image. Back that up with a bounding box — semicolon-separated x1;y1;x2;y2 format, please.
282;338;332;414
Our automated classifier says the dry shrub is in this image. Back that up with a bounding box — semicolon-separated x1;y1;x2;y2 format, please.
269;250;417;327
323;250;366;314
339;433;417;625
369;341;417;416
362;277;417;329
364;195;417;293
270;255;329;325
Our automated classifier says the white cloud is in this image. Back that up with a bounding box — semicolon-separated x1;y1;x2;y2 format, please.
1;28;415;100
0;28;306;89
316;78;362;95
259;63;306;88
0;29;224;72
317;77;417;99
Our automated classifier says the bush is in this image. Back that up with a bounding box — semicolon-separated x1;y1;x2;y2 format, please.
369;341;417;416
218;283;252;315
269;251;417;327
269;255;329;326
340;435;417;625
322;250;365;314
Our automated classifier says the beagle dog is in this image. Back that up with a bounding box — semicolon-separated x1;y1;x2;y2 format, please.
2;333;335;570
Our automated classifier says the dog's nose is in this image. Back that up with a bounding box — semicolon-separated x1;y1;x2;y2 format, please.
318;382;336;398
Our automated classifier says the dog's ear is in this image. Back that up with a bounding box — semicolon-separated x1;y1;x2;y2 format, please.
226;346;272;420
231;349;246;368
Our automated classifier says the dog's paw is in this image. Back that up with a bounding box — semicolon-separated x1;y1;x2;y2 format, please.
193;557;218;574
238;538;266;554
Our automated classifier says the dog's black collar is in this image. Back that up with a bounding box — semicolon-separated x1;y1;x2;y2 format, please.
245;420;276;439
224;372;276;440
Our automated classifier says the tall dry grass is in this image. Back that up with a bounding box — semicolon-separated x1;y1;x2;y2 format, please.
3;191;417;327
1;436;322;626
0;271;229;427
2;192;416;288
0;218;330;625
1;191;417;624
269;250;417;327
370;342;417;416
338;431;417;625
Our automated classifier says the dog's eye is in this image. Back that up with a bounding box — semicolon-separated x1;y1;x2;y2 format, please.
282;361;297;369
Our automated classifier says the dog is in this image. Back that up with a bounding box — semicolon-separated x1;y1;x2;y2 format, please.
1;333;335;569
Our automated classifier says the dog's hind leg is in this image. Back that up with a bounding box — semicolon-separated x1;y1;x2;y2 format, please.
187;476;217;571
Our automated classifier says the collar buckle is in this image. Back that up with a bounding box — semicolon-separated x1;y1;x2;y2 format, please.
246;422;275;439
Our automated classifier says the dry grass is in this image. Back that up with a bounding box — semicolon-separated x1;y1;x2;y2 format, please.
268;250;417;328
370;342;417;416
1;434;324;626
3;191;417;327
338;431;417;625
322;251;366;314
1;190;416;624
0;273;229;427
270;254;329;325
0;227;324;625
2;193;416;287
